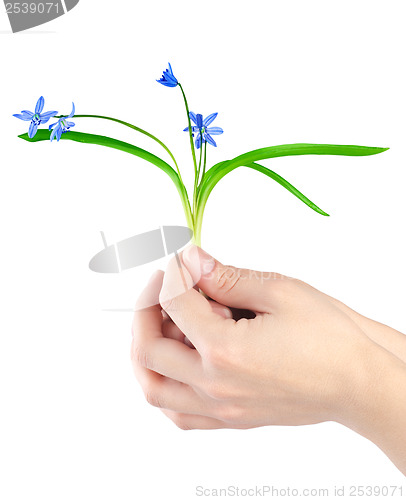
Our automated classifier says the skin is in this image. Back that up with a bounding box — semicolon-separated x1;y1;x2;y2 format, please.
131;245;406;476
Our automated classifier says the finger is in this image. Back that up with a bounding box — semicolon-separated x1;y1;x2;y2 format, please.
133;270;165;341
134;270;165;312
162;318;186;342
132;270;203;385
162;300;233;349
182;245;284;313
209;300;233;319
160;409;227;430
161;323;195;349
162;301;232;340
131;351;212;416
159;255;233;352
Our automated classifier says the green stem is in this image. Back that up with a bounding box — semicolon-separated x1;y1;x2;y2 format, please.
197;134;203;179
199;140;207;189
193;142;208;246
178;84;198;178
193;135;203;215
64;114;185;182
193;206;204;247
63;113;194;229
180;185;194;231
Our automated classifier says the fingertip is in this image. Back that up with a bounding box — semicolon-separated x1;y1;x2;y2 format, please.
160;254;196;310
183;247;273;312
148;269;164;285
209;300;233;319
135;270;164;311
182;245;216;282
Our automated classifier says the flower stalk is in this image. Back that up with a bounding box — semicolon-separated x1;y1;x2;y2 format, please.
178;83;198;179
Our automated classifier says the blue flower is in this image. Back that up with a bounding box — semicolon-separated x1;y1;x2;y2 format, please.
49;103;76;142
156;63;178;87
13;96;58;139
183;112;223;149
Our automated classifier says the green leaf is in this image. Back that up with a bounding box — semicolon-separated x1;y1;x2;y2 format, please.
247;162;329;215
204;143;389;185
19;129;181;187
197;143;389;223
62;114;183;180
18;130;194;226
198;160;328;216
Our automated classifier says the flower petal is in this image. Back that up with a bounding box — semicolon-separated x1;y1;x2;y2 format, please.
157;78;177;87
13;112;33;121
206;127;223;135
39;111;58;123
195;134;202;149
196;114;203;129
167;76;178;86
49;121;58;130
35;96;45;114
50;125;58;141
189;112;197;125
156;63;178;87
184;127;198;136
66;121;75;128
203;112;218;127
68;102;75;119
28;121;38;139
204;133;217;147
56;126;63;141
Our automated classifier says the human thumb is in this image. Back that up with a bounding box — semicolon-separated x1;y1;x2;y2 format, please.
182;245;275;313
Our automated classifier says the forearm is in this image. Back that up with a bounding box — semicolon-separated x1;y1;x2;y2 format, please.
331;297;406;364
363;320;406;365
341;342;406;475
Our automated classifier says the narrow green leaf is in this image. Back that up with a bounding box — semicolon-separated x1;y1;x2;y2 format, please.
199;160;328;216
246;162;329;215
197;143;389;226
63;114;183;182
19;129;181;186
207;143;389;181
18;130;194;225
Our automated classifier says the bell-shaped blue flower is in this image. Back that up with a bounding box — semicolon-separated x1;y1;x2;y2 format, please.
13;96;58;139
49;103;76;142
156;63;178;87
183;112;223;149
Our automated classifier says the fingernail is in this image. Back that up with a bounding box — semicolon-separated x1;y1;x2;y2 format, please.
183;245;215;276
222;308;233;319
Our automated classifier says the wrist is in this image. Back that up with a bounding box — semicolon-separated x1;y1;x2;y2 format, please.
336;339;406;473
364;318;406;364
334;338;388;428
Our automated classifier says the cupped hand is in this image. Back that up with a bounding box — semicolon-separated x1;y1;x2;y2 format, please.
131;246;381;430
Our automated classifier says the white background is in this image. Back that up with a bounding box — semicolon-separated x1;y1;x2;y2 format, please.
1;1;406;498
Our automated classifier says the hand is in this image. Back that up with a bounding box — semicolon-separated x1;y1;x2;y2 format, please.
131;246;406;474
132;246;376;427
